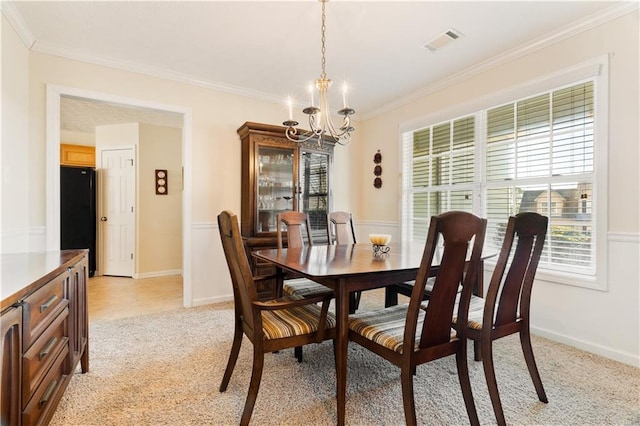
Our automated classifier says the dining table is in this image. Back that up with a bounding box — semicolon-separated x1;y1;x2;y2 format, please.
254;241;488;426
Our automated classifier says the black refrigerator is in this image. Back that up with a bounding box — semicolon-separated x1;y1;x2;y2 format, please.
60;166;97;276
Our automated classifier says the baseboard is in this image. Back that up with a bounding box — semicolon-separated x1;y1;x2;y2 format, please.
134;269;183;279
531;325;639;367
192;294;233;306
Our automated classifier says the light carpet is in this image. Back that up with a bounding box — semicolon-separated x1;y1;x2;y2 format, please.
50;301;639;425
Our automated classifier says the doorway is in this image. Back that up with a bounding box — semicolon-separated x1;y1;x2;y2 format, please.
46;84;193;307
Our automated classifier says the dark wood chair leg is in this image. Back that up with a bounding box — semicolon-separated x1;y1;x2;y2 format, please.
520;327;548;403
401;365;417;426
474;340;482;361
481;339;506;426
294;346;303;362
349;291;362;313
456;344;480;426
384;287;398;307
348;293;357;314
220;320;243;392
240;349;264;426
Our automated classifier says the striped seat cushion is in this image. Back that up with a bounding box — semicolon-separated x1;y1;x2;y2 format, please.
450;295;489;330
261;303;336;340
402;277;460;296
283;278;333;298
349;304;431;353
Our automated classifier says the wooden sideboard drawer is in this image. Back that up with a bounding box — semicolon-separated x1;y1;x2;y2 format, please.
21;344;69;426
22;307;69;409
2;250;89;426
22;270;69;348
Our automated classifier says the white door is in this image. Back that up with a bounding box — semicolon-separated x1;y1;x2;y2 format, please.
99;148;135;276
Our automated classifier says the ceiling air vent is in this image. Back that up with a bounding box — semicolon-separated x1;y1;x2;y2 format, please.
423;28;464;52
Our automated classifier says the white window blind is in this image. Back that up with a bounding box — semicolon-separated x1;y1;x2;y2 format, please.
402;116;475;243
402;80;596;277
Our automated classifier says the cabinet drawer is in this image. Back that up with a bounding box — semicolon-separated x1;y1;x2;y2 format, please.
22;307;69;408
23;270;69;348
22;344;69;426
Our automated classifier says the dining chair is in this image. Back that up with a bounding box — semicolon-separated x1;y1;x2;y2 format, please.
459;212;548;426
326;211;363;313
217;210;336;426
277;211;335;362
276;211;334;300
348;211;487;426
327;211;356;245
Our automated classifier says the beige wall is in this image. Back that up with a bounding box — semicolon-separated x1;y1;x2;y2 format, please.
356;12;639;365
95;122;139;147
60;130;94;146
1;14;30;252
138;123;182;275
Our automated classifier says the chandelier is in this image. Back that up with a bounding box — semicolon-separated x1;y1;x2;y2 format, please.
283;0;355;145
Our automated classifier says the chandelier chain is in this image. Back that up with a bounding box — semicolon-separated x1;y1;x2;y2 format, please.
320;0;327;79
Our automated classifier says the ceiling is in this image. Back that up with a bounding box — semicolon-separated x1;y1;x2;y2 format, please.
60;96;184;134
5;1;632;132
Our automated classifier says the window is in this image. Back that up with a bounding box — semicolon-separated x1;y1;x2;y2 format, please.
401;63;607;288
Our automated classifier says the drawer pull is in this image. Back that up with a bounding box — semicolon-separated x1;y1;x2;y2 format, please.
39;337;58;360
39;379;58;408
40;295;58;313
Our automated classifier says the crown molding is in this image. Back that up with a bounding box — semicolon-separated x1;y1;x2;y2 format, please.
32;40;283;104
1;1;36;48
363;2;639;120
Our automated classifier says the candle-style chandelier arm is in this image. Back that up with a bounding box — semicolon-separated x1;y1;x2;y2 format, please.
283;0;355;146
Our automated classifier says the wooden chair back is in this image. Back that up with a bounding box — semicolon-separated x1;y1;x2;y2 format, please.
485;212;548;331
463;212;548;426
410;211;487;352
348;211;486;425
276;211;313;249
218;210;260;332
327;211;356;245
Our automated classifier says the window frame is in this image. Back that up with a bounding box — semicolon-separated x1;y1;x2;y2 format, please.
399;56;609;291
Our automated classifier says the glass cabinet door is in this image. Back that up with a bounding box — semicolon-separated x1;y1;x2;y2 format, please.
300;150;331;243
256;145;295;233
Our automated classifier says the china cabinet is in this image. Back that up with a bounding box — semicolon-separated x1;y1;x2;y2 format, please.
237;122;335;298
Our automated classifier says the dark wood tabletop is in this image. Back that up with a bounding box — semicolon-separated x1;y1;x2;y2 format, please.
255;242;426;287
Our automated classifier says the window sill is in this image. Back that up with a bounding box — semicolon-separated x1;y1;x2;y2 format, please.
484;262;605;292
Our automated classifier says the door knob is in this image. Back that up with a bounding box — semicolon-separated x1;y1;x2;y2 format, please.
100;216;108;221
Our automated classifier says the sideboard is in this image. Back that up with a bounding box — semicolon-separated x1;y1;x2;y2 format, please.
1;250;89;425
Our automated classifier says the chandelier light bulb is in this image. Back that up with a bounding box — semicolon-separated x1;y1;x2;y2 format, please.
342;83;348;109
308;83;315;107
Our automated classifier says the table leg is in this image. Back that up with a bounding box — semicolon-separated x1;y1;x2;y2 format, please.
335;279;349;426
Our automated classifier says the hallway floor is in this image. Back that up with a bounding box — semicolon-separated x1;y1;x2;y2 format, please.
88;274;183;322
